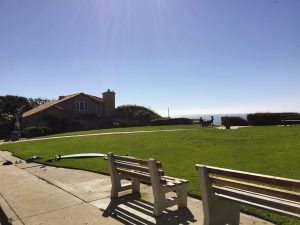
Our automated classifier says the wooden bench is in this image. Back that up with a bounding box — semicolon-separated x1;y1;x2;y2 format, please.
107;153;189;216
196;164;300;225
283;120;300;125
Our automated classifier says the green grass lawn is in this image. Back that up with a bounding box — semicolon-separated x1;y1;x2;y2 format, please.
1;125;300;224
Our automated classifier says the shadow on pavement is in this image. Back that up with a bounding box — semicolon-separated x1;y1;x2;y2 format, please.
103;195;197;225
0;207;12;225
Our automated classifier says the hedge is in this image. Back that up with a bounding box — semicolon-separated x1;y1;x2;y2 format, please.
247;113;282;126
21;126;53;138
151;118;193;126
221;116;249;126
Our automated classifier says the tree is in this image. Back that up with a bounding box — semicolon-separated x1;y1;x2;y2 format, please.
0;95;33;138
28;98;50;108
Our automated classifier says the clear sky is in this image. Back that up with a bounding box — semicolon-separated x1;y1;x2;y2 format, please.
0;0;299;116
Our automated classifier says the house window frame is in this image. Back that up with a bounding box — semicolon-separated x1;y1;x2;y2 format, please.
76;101;88;112
96;105;103;116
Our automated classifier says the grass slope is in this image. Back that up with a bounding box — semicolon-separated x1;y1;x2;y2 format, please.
1;125;300;224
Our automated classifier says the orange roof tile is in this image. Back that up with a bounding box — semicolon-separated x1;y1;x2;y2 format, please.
22;93;102;118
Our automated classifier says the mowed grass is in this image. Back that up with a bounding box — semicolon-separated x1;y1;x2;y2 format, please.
1;125;300;224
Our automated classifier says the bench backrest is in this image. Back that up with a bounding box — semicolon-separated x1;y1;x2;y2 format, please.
108;153;164;184
196;164;300;218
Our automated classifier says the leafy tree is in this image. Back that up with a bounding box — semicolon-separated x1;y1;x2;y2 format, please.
0;95;33;138
28;98;50;108
0;95;32;115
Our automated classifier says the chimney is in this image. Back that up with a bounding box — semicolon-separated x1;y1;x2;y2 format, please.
102;89;115;117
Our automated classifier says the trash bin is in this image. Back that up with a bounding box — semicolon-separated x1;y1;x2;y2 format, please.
11;131;20;141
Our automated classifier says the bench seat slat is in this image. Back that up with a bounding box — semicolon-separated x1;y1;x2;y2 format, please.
213;186;300;215
165;196;181;207
116;168;151;182
196;164;300;189
210;176;300;202
161;175;189;183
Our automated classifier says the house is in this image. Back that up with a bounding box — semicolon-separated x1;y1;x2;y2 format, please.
22;89;115;130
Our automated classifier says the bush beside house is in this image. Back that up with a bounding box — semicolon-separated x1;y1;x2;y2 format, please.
22;126;53;138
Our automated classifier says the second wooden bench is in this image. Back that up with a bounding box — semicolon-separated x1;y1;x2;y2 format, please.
107;153;189;216
196;164;300;225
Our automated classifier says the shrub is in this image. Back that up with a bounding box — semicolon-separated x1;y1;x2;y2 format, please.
22;126;53;138
98;119;113;128
70;121;84;131
78;113;98;121
247;113;282;126
151;118;193;126
115;105;161;126
221;116;249;126
43;110;69;132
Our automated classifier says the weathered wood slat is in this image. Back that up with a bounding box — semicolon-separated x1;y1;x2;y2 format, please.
165;196;180;207
213;186;300;215
210;176;300;202
162;175;189;183
166;182;176;187
115;161;149;173
114;155;162;168
196;164;300;189
216;193;300;219
116;168;151;182
161;178;182;185
114;155;149;165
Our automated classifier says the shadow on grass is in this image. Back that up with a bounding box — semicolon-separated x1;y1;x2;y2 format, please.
103;195;197;224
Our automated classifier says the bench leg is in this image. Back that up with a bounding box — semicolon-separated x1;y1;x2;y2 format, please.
111;179;121;198
204;199;240;225
132;178;140;194
153;196;165;217
153;191;166;216
177;184;188;208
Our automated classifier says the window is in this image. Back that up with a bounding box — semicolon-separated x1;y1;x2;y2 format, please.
76;101;88;112
96;105;102;115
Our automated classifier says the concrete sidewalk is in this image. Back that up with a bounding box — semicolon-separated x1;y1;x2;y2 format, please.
0;129;197;145
0;151;273;225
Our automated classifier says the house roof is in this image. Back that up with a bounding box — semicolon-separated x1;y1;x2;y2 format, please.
22;93;103;118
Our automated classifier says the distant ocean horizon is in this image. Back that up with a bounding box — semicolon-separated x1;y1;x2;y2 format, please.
173;113;247;126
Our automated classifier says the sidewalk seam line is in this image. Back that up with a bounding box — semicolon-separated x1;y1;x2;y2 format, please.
25;169;88;203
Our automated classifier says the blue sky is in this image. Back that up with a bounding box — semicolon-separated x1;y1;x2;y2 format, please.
0;0;299;116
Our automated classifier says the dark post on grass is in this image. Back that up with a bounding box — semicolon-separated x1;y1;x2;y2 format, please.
223;117;231;129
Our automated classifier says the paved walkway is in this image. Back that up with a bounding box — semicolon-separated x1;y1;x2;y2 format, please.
0;129;197;145
0;151;273;225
